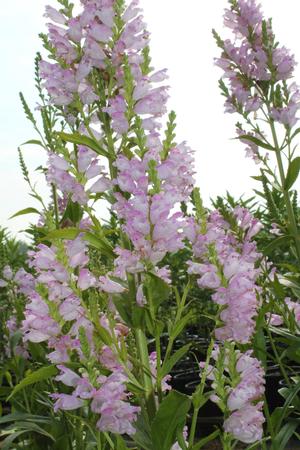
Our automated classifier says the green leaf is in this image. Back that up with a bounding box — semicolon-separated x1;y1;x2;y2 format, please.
171;310;195;341
237;134;275;151
245;437;270;450
285;343;300;365
274;380;300;433
151;391;191;450
272;421;299;450
290;127;300;141
264;235;292;255
191;429;220;449
58;132;109;158
1;422;55;449
9;207;40;219
93;322;113;346
60;199;83;226
1;430;30;449
133;412;153;450
284;157;300;190
21;139;44;147
6;421;55;441
161;344;191;378
270;326;300;344
83;231;115;258
145;273;170;309
7;365;58;400
0;413;51;425
43;227;80;241
253;328;267;369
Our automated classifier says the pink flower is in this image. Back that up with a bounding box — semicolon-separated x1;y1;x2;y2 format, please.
89;176;112;193
224;403;265;443
44;5;66;25
91;371;140;435
77;269;96;290
99;276;126;294
55;365;81;387
51;393;84;412
89;23;112;42
65;237;89;268
59;295;83;321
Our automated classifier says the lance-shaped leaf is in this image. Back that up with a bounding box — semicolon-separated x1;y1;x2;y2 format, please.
263;235;292;255
284;157;300;190
43;227;81;241
151;391;191;450
237;134;275;151
161;344;191;378
83;231;115;258
145;273;170;309
7;365;58;400
10;207;40;219
58;132;109;158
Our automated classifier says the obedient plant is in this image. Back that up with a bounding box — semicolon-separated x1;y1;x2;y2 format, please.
3;0;300;449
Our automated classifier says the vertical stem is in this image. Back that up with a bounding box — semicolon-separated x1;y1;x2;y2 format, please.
188;407;200;449
135;328;157;420
155;334;163;403
96;431;102;450
263;395;276;450
267;328;290;387
222;434;233;450
269;120;300;263
51;184;59;229
188;338;215;448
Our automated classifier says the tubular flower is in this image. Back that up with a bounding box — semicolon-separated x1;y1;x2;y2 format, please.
203;345;265;444
188;207;262;344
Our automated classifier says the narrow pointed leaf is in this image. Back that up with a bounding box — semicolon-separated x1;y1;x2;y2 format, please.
284;157;300;190
161;344;191;378
10;207;40;219
264;235;292;255
7;365;58;400
237;134;275;151
58;132;109;157
43;227;80;241
151;391;191;450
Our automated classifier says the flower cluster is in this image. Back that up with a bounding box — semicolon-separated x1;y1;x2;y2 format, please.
17;233;139;435
188;207;262;344
113;143;195;267
216;0;300;128
52;367;140;435
203;345;265;444
0;265;35;359
46;148;111;206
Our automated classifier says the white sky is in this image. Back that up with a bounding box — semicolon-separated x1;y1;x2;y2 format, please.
1;0;300;239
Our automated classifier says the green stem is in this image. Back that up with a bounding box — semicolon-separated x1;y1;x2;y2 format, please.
164;283;191;364
97;431;102;450
188;338;215;448
188;406;200;449
135;328;157;420
51;184;59;229
269;120;300;263
222;433;234;450
267;328;290;387
155;334;163;403
263;395;276;449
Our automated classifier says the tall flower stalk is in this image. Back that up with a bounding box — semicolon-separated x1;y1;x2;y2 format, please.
214;0;300;265
4;1;300;449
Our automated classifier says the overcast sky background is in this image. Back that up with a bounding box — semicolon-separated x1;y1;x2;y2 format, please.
1;0;300;239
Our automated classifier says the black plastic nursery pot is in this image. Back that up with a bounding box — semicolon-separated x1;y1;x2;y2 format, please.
265;364;285;412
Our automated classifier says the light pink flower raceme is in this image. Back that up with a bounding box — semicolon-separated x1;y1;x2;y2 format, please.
206;346;265;444
224;403;265;444
188;207;262;344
